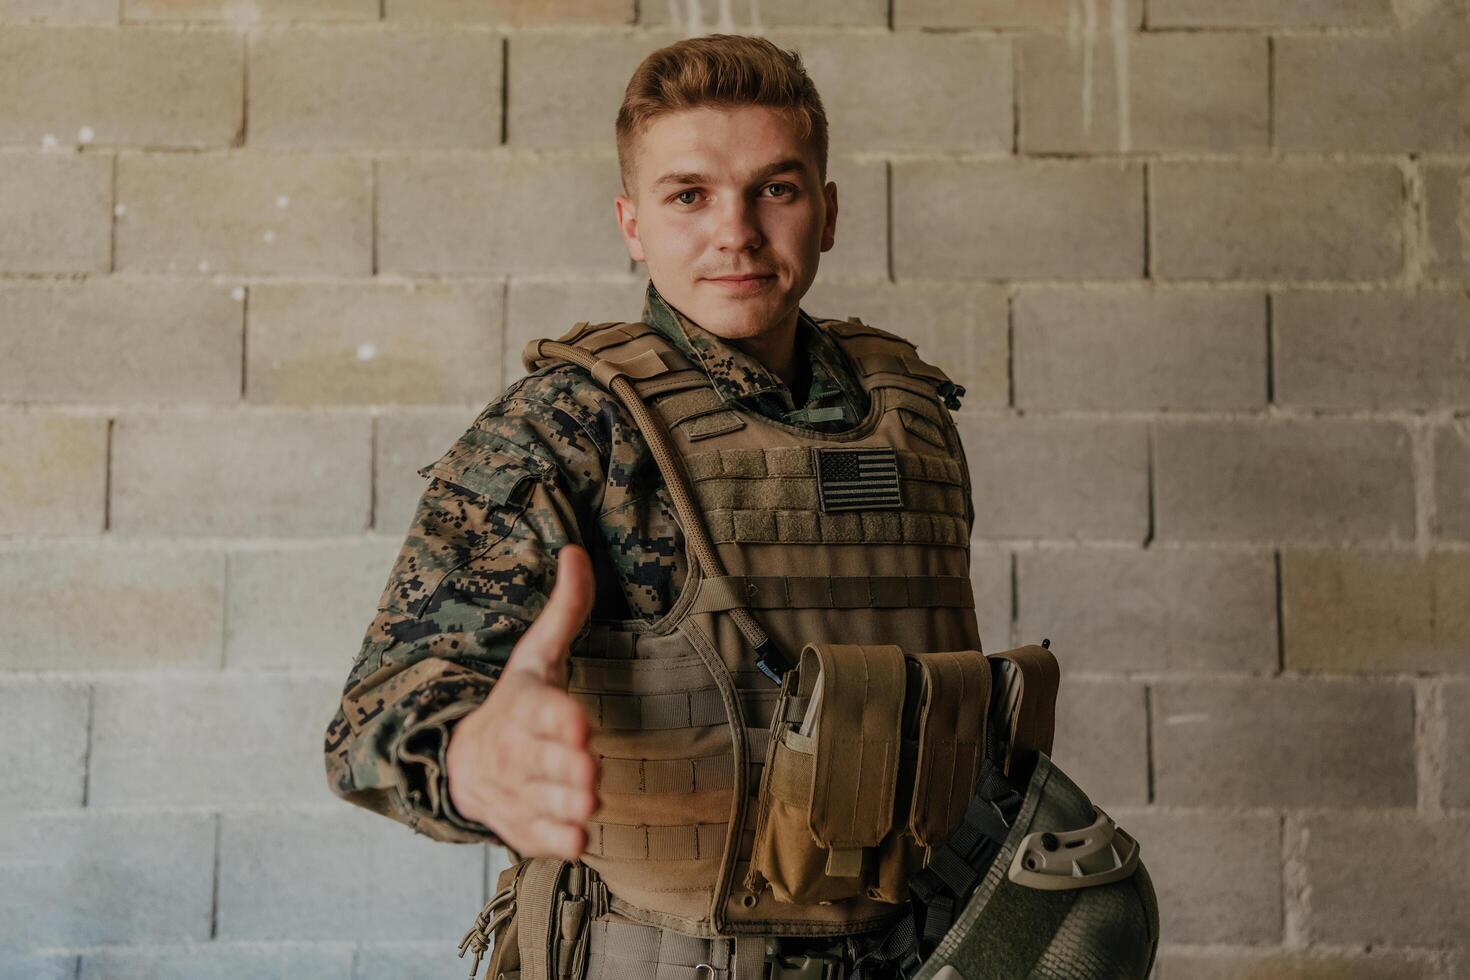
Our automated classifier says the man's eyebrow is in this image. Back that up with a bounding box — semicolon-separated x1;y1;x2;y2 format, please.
651;158;808;189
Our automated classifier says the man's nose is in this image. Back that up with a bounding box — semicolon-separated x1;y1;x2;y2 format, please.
713;194;763;251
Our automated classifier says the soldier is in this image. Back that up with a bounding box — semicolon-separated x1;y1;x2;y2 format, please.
325;32;1157;980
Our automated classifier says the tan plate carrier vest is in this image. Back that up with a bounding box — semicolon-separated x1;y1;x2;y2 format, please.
520;316;995;941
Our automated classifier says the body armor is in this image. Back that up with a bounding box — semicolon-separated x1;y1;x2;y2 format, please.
459;317;1158;980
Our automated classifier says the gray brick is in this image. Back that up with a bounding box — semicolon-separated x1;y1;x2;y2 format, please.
811;157;889;282
1448;679;1470;809
1274;289;1470;410
0;953;79;980
1019;33;1268;153
1423;163;1469;281
1147;0;1397;26
894;161;1144;281
0;681;88;810
1014;287;1267;411
111;413;372;536
1017;548;1277;674
1301;813;1470;944
81;944;354;980
970;545;1012;660
0;152;110;274
247;281;502;406
643;0;884;25
1151;163;1403;282
1437;421;1470;540
116;153;373;276
126;0;377;19
226;539;401;670
1276;31;1470;153
388;0;633;22
802;281;1009;409
0;279;243;403
1153;679;1416;807
957;418;1150;541
374;409;481;534
0;810;215;945
1154;420;1415;543
217;807;484;940
378;154;626;277
250;29;499;149
1155;949;1440;980
0;412;107;535
1114;809;1281;944
1283;550;1470;674
0;0;114;20
507;32;667;149
0;545;224;670
767;30;1012;155
0;25;241;147
89;671;342;807
1051;678;1149;806
897;0;1141;27
504;278;648;386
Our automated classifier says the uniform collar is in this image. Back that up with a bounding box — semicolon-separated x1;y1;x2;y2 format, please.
641;278;825;407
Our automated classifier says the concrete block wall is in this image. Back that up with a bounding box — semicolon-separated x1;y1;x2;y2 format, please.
1;0;1466;976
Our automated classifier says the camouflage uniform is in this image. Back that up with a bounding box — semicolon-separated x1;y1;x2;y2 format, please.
323;279;873;845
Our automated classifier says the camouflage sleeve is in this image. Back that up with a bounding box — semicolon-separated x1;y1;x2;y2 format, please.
323;373;611;844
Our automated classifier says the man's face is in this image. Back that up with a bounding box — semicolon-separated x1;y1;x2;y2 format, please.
614;104;838;343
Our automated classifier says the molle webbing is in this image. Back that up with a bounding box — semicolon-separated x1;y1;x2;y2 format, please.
584;919;767;980
690;574;975;614
583;821;730;862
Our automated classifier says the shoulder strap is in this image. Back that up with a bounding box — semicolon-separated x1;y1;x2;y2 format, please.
821;317;966;410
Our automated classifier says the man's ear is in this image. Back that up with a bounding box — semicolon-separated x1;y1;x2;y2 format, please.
820;180;838;253
614;195;646;263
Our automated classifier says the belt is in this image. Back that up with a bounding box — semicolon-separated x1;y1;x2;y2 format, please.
584;915;867;980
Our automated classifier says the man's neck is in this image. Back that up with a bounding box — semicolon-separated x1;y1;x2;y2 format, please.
731;309;804;393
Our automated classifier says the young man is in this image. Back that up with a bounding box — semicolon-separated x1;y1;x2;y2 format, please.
325;33;983;980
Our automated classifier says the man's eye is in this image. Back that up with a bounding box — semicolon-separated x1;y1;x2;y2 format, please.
765;183;796;198
674;189;700;205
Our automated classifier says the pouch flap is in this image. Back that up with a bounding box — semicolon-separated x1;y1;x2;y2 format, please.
906;650;990;846
796;642;907;851
988;644;1060;776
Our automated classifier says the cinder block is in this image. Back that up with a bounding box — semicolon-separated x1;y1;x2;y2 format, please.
247;281;502;406
893;161;1144;281
1301;813;1470;944
0;681;88;810
0;280;242;403
504;278;648;386
765;30;1011;155
897;0;1141;28
508;32;668;149
1283;550;1470;674
1274;289;1470;410
1153;678;1416;807
1113;809;1281;944
250;29;499;148
0;413;107;535
0;153;110;274
90;672;342;807
802;280;1010;409
1437;421;1470;540
1155;949;1440;980
80;944;354;980
643;0;884;25
1447;679;1470;809
969;545;1012;658
116;153;372;276
378;154;626;277
1151;163;1403;281
1276;31;1470;152
956;418;1150;541
226;539;401;670
809;156;888;282
111;413;372;536
125;0;377;20
0;26;241;147
374;410;483;534
217;807;484;940
1154;420;1415;543
1422;163;1469;281
1147;0;1396;26
0;545;224;670
1051;678;1149;807
1019;33;1268;153
0;0;115;20
387;0;633;23
1017;548;1277;674
0;810;215;946
1014;287;1267;411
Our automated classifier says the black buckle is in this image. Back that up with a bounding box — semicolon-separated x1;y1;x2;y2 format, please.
754;638;792;685
937;381;966;411
765;950;846;980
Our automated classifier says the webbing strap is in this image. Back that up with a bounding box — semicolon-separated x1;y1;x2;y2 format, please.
572;688;727;730
585;918;732;980
583;820;728;860
691;574;975;614
515;858;568;980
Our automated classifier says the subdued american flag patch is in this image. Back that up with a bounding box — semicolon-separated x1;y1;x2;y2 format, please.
813;446;903;512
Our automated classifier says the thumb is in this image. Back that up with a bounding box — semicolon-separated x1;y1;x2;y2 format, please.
504;544;595;683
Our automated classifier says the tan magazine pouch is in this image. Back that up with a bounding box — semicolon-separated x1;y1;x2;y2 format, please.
906;650;991;847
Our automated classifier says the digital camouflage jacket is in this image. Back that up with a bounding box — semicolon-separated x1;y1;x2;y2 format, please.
323;280;877;844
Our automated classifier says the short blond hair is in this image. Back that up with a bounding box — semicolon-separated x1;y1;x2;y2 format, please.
615;33;829;197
